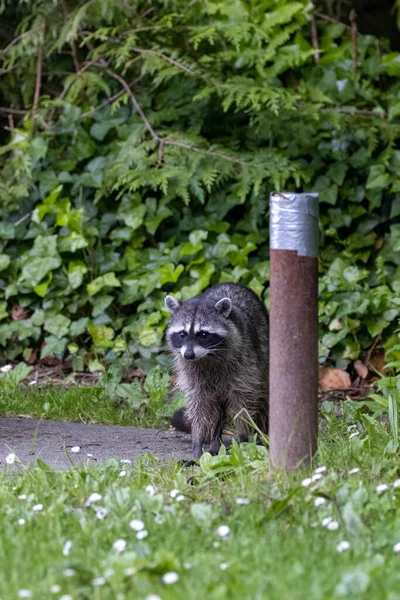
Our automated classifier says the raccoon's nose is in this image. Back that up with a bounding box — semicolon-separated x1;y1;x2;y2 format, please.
184;349;195;360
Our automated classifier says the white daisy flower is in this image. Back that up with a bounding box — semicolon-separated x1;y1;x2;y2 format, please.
112;539;127;553
136;530;148;540
32;503;43;512
393;479;400;488
235;498;250;505
120;459;131;464
348;467;360;475
162;572;179;584
145;595;162;600
29;380;37;386
146;485;155;496
322;517;332;527
376;484;389;494
301;478;312;487
95;507;108;520
154;515;165;525
311;473;323;482
18;494;27;500
18;518;25;525
59;596;73;600
0;364;12;372
170;489;180;498
50;584;61;593
336;540;351;552
85;492;102;506
314;466;327;474
70;446;80;453
119;470;127;477
17;590;32;598
63;569;76;577
6;453;16;465
314;497;326;507
327;520;339;530
393;542;400;553
216;525;230;538
176;494;185;502
129;519;145;531
91;577;106;586
62;540;72;556
220;562;229;570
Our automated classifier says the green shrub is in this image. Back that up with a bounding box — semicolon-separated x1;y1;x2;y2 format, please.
1;0;400;371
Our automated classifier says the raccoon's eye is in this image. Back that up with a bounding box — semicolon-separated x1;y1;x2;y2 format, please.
179;331;187;339
199;331;209;339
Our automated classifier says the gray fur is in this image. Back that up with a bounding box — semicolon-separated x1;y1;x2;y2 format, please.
165;283;269;459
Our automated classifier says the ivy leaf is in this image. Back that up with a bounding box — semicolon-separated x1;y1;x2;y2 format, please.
87;273;121;296
87;323;115;348
158;263;184;285
58;232;88;252
366;165;389;190
0;254;10;271
44;314;71;339
40;335;68;358
70;317;89;337
0;302;8;321
34;272;52;297
68;261;88;289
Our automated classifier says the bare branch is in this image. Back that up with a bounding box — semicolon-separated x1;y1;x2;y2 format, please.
7;113;14;134
102;65;161;141
96;64;243;165
78;75;144;120
310;15;320;63
2;33;26;55
313;11;352;31
32;25;45;118
318;106;386;118
131;47;196;76
61;0;80;72
0;107;28;116
349;10;358;72
163;139;243;164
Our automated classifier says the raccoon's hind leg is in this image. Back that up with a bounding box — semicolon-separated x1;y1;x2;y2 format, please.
187;398;225;459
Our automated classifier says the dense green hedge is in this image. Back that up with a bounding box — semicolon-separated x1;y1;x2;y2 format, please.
1;0;400;372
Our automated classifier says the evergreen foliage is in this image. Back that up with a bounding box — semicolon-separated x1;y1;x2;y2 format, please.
0;0;400;372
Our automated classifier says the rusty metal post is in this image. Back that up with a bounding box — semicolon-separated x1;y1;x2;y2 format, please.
269;192;319;470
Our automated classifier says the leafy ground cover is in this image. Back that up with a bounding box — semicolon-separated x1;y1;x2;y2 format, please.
2;401;400;600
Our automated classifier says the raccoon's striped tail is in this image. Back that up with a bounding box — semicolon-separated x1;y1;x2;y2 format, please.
171;407;191;433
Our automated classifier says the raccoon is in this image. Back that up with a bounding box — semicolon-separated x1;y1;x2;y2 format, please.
165;283;269;459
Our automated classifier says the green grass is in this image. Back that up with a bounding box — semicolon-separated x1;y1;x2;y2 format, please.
2;402;400;600
0;363;180;427
0;384;139;425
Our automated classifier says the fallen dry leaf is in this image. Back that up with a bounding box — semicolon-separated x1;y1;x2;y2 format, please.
368;349;387;375
11;304;30;321
354;359;369;379
318;367;351;392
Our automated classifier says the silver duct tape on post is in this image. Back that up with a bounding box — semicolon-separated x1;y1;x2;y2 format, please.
270;192;319;258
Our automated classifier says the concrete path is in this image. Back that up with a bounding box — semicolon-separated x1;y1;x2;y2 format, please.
0;416;193;469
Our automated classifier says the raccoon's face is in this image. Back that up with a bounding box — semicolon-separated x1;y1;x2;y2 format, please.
165;295;232;361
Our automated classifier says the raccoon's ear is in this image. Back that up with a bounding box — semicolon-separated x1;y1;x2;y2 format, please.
214;297;232;318
165;295;181;314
